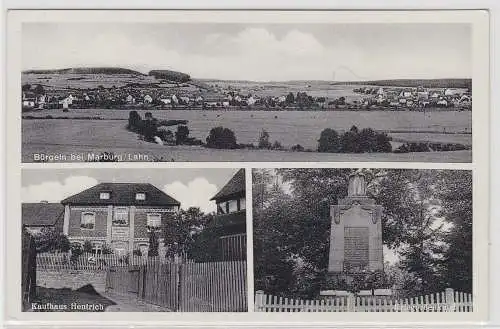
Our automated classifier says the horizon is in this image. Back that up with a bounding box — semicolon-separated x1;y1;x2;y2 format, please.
23;23;471;82
21;66;472;84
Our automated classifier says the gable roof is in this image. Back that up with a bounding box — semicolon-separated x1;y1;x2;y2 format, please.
61;183;180;206
211;169;245;201
22;203;65;230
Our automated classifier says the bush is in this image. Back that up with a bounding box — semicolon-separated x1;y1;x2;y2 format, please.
128;110;142;130
206;127;238;149
70;243;83;262
272;141;283;150
291;144;304;152
102;243;113;255
318;128;340;153
132;249;143;256
176;125;190;145
258;130;272;149
83;240;93;253
33;228;70;253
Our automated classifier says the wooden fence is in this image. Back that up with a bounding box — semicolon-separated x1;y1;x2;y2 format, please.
180;261;247;312
255;288;472;312
106;260;247;312
21;229;36;310
36;252;190;271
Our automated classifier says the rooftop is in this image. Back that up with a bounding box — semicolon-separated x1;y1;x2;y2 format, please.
22;203;65;230
211;169;245;201
61;183;180;206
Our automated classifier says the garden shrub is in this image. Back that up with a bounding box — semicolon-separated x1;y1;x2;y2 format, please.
206;127;238;149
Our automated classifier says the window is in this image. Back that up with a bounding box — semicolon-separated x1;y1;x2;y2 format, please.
99;192;110;200
113;207;129;226
239;197;246;210
228;199;238;213
80;212;95;230
147;213;161;232
135;192;146;201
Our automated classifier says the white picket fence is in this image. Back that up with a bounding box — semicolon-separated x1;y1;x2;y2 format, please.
36;252;192;270
255;288;473;312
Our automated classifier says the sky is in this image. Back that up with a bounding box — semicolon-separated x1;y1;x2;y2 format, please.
21;168;241;213
22;22;471;81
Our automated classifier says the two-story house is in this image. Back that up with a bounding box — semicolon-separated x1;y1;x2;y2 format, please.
208;169;247;260
61;183;180;255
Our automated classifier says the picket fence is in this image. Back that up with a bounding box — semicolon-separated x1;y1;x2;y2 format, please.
255;288;472;312
106;260;247;312
36;252;191;271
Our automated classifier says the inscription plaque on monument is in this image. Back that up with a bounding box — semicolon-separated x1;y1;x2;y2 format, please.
344;226;369;271
328;171;383;274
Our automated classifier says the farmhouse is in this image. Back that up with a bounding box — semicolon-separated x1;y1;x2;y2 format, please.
207;169;247;261
22;202;65;235
60;183;181;255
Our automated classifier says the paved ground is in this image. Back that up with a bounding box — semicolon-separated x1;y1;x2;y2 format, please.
102;291;171;312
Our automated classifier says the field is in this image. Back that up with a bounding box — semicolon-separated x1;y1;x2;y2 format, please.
22;109;472;162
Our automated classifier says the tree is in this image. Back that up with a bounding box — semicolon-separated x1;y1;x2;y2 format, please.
22;84;31;92
437;170;473;292
148;230;159;257
33;228;70;253
83;240;93;253
206;126;238;149
175;125;190;145
127;110;142;130
285;92;295;104
163;207;215;261
317;128;340;153
258;130;272;149
34;84;45;95
253;169;471;298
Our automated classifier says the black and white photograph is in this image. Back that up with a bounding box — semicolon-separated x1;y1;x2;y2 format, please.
21;21;472;163
253;168;473;312
21;168;247;312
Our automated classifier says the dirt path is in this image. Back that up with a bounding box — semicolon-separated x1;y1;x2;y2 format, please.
102;291;171;312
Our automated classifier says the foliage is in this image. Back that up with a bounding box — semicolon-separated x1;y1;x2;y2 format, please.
22;84;31;92
83;240;93;253
162;207;215;261
291;144;304;152
175;125;190;145
258;130;272;149
253;169;473;298
318;126;391;153
317;128;340;153
206;126;238;149
101;243;113;255
33;228;70;253
148;230;159;257
70;243;83;262
132;249;143;256
127;110;142;130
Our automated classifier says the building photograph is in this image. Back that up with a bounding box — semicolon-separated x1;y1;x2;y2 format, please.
21;168;247;312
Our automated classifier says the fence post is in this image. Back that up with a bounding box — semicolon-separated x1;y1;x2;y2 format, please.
445;288;455;312
255;290;265;312
176;262;183;312
347;293;355;312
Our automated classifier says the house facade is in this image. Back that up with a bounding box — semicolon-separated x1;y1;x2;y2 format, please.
61;183;180;255
209;169;247;261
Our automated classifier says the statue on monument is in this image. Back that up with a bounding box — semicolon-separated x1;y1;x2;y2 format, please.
348;170;366;197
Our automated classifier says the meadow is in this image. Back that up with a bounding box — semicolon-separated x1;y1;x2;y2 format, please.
22;109;471;162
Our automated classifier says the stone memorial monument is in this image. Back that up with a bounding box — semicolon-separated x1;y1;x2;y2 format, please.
327;170;383;285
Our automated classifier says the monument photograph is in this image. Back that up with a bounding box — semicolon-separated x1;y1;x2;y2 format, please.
252;168;473;312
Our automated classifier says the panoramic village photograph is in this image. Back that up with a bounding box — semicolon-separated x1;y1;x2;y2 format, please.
252;168;473;312
21;22;472;163
21;168;247;312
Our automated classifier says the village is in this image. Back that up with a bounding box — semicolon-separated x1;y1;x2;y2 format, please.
21;79;472;112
